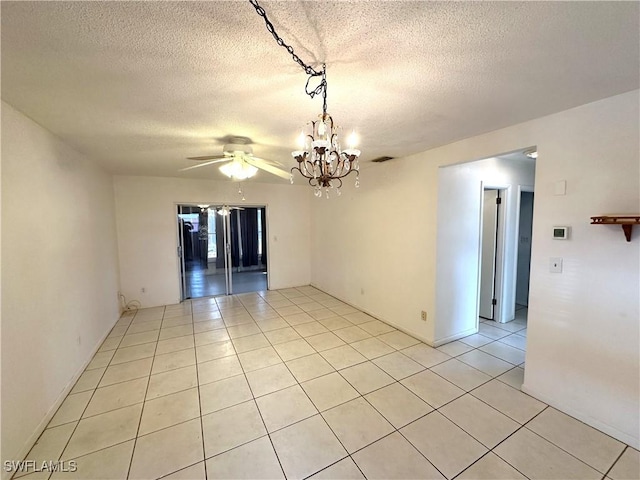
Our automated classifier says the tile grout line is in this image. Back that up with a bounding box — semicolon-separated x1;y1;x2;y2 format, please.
44;289;634;479
482;406;551;479
278;327;363;479
15;311;134;479
299;328;449;478
434;335;525;379
186;299;210;480
602;445;627;479
433;396;544;478
199;289;365;477
326;366;448;478
236;293;289;479
317;321;532;478
518;414;623;477
125;305;164;480
26;311;134;480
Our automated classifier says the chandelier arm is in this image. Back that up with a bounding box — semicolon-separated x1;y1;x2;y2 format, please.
309;162;318;180
291;166;315;186
327;154;340;177
323;160;332;179
302;159;314;178
333;165;358;180
331;152;348;178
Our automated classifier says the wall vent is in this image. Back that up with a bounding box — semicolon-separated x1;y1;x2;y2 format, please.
371;156;395;163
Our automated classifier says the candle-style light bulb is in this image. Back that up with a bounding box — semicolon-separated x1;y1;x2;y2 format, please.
296;131;305;149
347;130;358;149
318;121;326;137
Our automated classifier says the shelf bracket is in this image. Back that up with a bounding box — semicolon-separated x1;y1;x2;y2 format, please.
590;215;640;242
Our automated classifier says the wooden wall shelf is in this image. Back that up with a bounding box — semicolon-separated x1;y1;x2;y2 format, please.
591;215;640;242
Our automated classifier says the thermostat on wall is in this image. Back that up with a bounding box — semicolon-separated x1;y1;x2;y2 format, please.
553;226;569;239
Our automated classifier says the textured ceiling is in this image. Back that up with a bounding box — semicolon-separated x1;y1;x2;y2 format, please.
1;1;638;183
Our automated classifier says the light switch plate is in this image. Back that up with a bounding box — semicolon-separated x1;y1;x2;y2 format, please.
550;257;563;273
554;180;567;195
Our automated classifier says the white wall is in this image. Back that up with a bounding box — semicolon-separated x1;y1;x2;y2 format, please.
311;161;438;341
113;176;311;307
311;90;639;447
1;102;121;464
523;92;639;448
435;156;535;342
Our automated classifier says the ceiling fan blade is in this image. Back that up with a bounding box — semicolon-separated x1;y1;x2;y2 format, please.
179;158;230;171
250;156;285;167
186;155;228;161
244;157;291;179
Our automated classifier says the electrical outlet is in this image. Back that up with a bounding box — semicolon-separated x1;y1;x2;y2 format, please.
141;287;146;294
360;288;365;295
421;311;427;321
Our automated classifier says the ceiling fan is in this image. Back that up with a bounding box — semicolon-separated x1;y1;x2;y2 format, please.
196;204;244;216
215;206;245;216
181;136;290;180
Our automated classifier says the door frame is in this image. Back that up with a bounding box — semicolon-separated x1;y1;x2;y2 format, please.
479;188;500;320
177;205;188;302
476;183;510;324
174;202;271;301
512;185;535;309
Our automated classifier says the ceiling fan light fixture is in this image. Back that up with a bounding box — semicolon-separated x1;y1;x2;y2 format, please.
219;161;258;180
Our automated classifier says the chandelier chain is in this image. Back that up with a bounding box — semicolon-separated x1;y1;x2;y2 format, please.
249;0;327;113
249;0;360;196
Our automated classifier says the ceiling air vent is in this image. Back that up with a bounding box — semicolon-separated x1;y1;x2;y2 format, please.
371;156;395;163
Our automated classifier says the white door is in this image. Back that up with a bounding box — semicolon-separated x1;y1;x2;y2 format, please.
479;189;499;319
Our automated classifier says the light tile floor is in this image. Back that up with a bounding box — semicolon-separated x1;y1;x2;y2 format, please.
17;288;639;479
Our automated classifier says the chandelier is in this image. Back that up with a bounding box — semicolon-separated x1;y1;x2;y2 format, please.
250;0;361;198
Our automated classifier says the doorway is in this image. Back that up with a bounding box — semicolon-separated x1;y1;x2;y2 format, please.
515;190;534;317
479;189;503;320
177;204;268;299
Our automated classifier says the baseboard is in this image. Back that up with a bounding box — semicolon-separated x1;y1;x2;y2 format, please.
521;383;639;450
431;327;478;347
309;283;437;347
4;315;121;480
